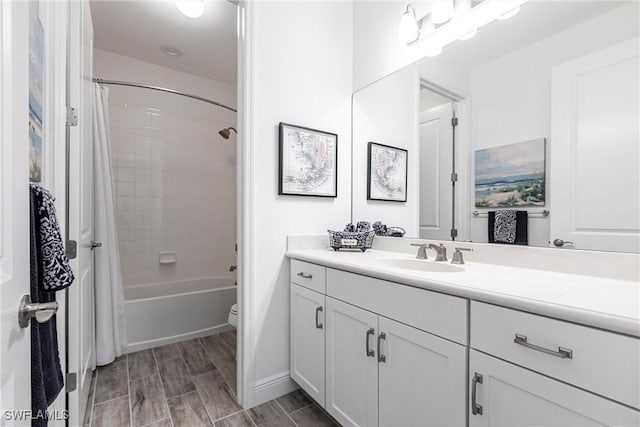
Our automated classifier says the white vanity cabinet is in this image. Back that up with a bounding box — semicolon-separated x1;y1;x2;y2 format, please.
290;260;468;427
469;302;640;426
290;283;326;406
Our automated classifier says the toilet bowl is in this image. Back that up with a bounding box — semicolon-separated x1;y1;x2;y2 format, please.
228;303;238;328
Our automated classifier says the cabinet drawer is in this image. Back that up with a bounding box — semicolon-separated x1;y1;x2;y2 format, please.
290;259;326;293
327;269;467;344
471;301;640;409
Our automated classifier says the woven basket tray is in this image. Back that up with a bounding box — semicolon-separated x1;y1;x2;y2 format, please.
327;230;375;252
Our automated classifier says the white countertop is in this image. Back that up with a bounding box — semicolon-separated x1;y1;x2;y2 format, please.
286;248;640;337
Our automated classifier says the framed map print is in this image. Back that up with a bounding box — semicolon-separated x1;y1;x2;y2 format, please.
367;142;408;202
278;122;338;197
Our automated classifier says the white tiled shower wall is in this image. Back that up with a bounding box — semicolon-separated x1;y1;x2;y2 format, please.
95;49;237;287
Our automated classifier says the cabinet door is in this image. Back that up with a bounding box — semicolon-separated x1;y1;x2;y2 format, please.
326;297;378;427
469;350;640;426
290;284;326;406
378;317;466;427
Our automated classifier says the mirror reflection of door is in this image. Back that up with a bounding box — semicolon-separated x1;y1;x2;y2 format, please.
419;83;462;241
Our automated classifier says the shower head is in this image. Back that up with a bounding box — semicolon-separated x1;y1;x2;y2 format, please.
218;127;237;140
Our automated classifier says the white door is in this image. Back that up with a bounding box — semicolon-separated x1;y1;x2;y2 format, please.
67;1;95;425
551;37;640;253
290;284;325;406
325;297;378;427
0;1;32;420
378;317;466;427
469;350;639;426
419;103;454;240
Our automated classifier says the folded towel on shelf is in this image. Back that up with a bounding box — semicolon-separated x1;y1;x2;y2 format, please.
30;184;74;426
488;210;528;245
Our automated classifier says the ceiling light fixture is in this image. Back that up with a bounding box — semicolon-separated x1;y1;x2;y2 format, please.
398;5;420;44
399;0;529;52
176;0;204;18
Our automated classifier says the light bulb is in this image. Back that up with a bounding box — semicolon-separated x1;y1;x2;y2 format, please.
398;5;420;44
431;0;454;24
498;6;520;20
176;0;204;18
458;28;477;40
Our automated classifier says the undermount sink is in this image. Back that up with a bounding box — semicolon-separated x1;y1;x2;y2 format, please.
378;258;464;273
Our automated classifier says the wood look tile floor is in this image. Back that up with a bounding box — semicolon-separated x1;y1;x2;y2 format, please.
83;330;338;427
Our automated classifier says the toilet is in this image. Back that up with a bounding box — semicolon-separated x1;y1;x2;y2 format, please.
228;303;238;328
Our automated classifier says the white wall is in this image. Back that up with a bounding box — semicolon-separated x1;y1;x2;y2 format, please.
353;1;469;94
468;4;640;246
242;1;353;406
352;66;420;236
95;49;237;287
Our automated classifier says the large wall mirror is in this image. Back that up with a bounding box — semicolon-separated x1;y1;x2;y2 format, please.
352;1;639;253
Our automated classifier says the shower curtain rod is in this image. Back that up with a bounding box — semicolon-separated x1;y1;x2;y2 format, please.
93;78;237;113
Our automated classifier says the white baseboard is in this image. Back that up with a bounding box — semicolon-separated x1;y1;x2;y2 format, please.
251;371;297;407
126;323;235;353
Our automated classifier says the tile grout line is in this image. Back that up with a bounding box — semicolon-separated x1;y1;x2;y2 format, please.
272;397;300;427
87;369;97;426
286;402;314;416
181;339;218;426
243;409;258;427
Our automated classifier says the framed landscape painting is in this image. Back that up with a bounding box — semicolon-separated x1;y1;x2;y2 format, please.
475;138;546;208
278;122;338;197
367;142;408;202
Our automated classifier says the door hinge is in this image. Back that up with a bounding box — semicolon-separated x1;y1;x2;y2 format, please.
66;372;77;393
66;106;78;127
451;117;458;127
450;228;458;239
451;172;458;183
66;240;77;260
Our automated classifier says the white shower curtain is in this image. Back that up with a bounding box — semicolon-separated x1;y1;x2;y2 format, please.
93;83;128;365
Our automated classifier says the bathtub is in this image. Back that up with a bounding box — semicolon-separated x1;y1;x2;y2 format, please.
124;278;236;353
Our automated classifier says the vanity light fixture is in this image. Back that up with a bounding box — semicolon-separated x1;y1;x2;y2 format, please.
176;0;204;18
398;0;529;53
498;6;521;20
398;5;420;44
431;0;455;25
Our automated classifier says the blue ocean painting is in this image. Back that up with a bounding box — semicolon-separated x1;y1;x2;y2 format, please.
475;139;546;208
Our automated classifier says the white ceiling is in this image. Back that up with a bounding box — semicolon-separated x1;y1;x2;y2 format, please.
90;0;238;85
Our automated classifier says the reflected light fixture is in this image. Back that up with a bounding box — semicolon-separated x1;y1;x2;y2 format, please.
498;6;521;20
398;5;420;44
176;0;204;18
431;0;455;24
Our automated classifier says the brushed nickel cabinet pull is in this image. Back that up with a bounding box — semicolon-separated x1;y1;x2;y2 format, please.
377;332;386;363
297;272;313;279
471;373;483;415
315;306;323;329
365;328;375;357
514;334;573;359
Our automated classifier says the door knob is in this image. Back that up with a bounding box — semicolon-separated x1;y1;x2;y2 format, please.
553;239;574;248
89;240;102;250
18;295;58;328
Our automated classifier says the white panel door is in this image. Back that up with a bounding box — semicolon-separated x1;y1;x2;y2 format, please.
290;284;325;406
378;317;466;427
67;1;95;425
469;350;640;426
551;38;640;252
0;0;32;419
419;103;453;240
325;297;378;427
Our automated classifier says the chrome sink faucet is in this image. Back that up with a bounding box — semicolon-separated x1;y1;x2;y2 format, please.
410;243;429;259
428;243;447;262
